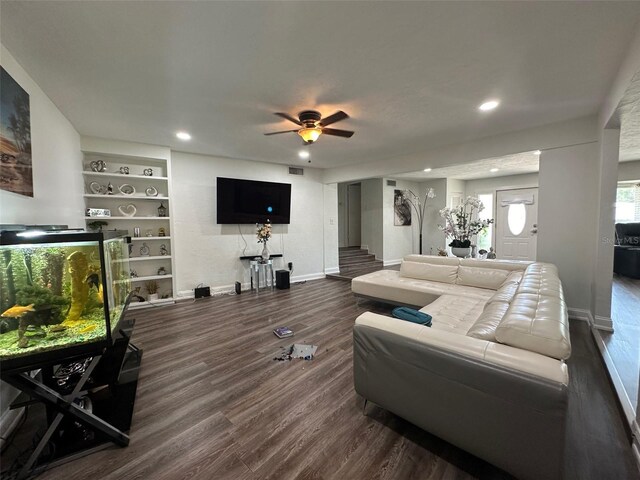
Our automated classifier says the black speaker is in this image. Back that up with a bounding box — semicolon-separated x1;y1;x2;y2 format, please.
275;270;290;290
194;286;210;299
235;281;241;294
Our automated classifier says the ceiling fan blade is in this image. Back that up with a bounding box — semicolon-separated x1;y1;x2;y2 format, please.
274;112;302;126
320;111;349;127
264;129;299;136
322;128;354;138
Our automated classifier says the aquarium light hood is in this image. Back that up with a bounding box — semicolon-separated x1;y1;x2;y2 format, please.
16;230;47;238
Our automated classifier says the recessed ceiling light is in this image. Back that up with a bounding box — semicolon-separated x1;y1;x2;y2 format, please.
534;150;541;155
176;131;191;141
490;168;499;173
298;150;310;159
423;168;432;172
479;100;500;112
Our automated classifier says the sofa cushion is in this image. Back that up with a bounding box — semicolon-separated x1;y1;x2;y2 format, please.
467;301;510;341
495;293;571;360
418;295;486;334
400;261;458;284
456;266;509;290
500;271;523;288
485;282;519;306
352;270;494;308
403;255;460;266
517;264;564;300
459;258;531;272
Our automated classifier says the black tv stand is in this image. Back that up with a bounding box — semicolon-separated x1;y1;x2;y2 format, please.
239;253;283;260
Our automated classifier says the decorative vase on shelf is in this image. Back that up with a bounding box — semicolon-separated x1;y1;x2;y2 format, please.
261;242;270;262
148;293;159;302
451;247;472;258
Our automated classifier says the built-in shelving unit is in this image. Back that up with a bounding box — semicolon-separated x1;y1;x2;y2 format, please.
81;143;176;308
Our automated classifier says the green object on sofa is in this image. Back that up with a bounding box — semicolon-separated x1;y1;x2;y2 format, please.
392;307;432;326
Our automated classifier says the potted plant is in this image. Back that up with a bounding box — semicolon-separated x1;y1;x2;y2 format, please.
145;280;159;301
256;220;272;262
87;220;108;232
439;197;493;257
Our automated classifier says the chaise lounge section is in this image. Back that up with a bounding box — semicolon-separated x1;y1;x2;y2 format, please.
352;255;570;480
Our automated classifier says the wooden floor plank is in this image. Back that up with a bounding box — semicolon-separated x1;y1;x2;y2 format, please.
3;279;637;480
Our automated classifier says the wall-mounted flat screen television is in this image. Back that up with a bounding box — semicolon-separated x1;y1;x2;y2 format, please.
217;177;292;224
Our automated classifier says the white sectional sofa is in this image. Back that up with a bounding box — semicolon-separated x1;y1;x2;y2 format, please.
352;255;571;480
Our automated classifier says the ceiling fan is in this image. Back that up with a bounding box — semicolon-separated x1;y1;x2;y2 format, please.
264;110;354;144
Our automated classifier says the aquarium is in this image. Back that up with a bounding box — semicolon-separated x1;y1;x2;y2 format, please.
0;230;131;372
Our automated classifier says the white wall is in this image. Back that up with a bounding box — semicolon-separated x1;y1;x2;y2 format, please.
0;44;84;447
382;178;420;264
446;178;465;207
360;178;383;258
0;45;84;228
537;143;599;312
465;173;539;197
171;151;331;293
618;159;640;181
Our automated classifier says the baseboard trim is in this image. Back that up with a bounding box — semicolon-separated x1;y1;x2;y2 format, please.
591;329;637;441
568;308;594;326
177;272;326;298
383;259;402;267
324;267;340;275
594;315;614;332
633;435;640;474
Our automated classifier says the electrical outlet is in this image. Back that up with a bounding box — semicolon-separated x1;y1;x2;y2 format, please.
288;262;293;271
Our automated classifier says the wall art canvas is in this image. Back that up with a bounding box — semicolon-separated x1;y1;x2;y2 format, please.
1;67;32;197
394;189;411;226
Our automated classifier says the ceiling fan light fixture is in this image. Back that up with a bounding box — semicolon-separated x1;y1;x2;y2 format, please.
298;127;322;143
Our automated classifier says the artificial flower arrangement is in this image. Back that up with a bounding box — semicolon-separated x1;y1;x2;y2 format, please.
256;221;272;244
439;197;493;248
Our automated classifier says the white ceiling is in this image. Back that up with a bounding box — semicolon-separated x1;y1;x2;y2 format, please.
395;150;540;181
2;2;640;169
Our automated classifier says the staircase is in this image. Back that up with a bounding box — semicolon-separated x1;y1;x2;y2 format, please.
327;247;384;281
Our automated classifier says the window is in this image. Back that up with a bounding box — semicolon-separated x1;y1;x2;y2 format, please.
477;193;493;251
615;184;640;223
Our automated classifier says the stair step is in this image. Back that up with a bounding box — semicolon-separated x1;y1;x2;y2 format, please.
339;261;384;274
339;246;363;251
338;249;369;258
339;254;376;266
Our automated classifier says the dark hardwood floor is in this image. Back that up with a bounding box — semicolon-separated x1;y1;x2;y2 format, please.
605;274;640;412
3;279;638;479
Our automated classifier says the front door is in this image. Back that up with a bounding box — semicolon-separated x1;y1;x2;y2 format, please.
495;188;538;261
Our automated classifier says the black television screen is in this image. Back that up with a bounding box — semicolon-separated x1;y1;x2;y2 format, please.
217;177;291;224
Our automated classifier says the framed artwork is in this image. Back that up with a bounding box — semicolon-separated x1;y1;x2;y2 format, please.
1;67;32;197
394;189;411;226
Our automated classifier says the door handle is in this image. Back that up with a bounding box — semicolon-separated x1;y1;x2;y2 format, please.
530;228;538;234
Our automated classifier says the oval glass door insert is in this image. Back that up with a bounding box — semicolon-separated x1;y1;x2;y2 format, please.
507;204;526;236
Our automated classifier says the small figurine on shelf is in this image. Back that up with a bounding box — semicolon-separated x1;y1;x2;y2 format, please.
133;227;141;237
130;269;139;278
157;266;167;276
139;243;150;256
119;166;130;174
487;247;497;259
143;168;153;177
158;227;166;237
145;229;154;237
90;160;107;172
107;182;114;195
157;202;167;217
159;244;169;256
